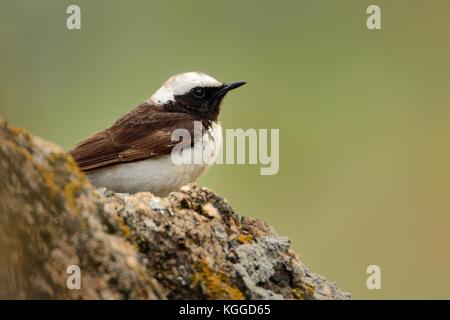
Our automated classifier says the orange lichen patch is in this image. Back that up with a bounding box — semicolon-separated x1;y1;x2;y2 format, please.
236;233;254;244
302;282;316;297
9;126;32;142
64;155;85;178
46;151;84;179
36;164;59;197
0;139;33;162
63;179;83;214
64;155;97;196
116;216;132;239
192;260;244;300
113;216;140;251
46;152;94;213
292;283;316;300
292;287;304;299
0;138;60;197
45;151;65;165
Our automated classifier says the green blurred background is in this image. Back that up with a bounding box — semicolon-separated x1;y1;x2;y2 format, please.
1;0;450;299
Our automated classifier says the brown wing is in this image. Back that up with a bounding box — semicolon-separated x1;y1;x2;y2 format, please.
69;102;200;171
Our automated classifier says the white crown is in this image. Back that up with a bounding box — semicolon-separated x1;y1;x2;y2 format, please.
150;72;222;104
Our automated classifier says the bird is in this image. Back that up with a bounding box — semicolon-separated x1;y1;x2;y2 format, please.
69;72;246;196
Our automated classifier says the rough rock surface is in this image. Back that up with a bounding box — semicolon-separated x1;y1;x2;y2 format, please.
0;117;351;299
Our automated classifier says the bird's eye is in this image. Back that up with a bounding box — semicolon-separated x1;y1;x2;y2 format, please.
192;87;206;99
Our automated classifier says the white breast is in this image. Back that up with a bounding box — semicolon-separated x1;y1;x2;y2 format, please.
87;122;222;196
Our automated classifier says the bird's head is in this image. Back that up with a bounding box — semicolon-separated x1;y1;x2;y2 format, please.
149;72;246;120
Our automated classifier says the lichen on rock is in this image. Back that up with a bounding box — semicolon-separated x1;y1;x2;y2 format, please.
0;117;350;300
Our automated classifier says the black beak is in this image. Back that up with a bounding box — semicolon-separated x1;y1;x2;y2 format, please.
215;81;246;96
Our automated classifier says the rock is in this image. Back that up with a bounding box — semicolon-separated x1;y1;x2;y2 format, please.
0;117;351;300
